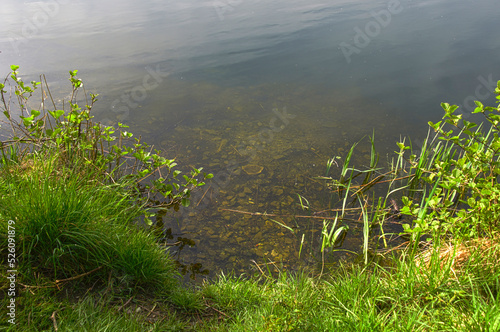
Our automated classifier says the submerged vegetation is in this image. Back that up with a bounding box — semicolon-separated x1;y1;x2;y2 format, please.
0;66;499;330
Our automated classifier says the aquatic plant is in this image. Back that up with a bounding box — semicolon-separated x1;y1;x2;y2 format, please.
318;79;500;262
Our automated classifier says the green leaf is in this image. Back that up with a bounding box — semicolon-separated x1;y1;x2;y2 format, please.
428;121;442;130
49;110;65;119
181;198;190;207
396;142;406;150
20;115;34;126
400;206;412;215
472;106;484;114
462;120;477;129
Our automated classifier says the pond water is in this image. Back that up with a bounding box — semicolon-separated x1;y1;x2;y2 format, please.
1;0;499;279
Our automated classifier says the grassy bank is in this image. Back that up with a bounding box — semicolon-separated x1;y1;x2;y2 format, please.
1;68;500;331
2;238;499;330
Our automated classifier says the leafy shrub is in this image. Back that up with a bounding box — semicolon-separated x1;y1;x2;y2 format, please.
401;81;500;239
0;65;212;287
313;79;500;262
0;65;212;222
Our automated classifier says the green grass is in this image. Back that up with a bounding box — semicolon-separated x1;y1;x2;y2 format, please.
0;152;498;331
3;244;499;331
0;150;178;289
198;243;500;331
1;70;499;331
0;289;190;331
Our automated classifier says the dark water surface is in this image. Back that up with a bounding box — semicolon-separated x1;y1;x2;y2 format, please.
1;0;499;279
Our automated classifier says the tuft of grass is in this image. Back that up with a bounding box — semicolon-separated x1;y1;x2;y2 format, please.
0;150;177;290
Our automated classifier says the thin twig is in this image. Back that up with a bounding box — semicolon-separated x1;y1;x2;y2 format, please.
231;144;242;156
322;173;412;190
146;303;157;318
206;304;232;320
380;240;410;254
351;174;386;197
55;266;104;284
117;296;134;312
16;266;104;290
221;208;366;223
313;207;363;215
164;241;182;247
251;260;265;276
50;311;58;331
196;185;212;207
103;270;114;297
42;74;57;123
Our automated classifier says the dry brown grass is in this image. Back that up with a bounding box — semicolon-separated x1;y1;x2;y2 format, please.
415;236;500;278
